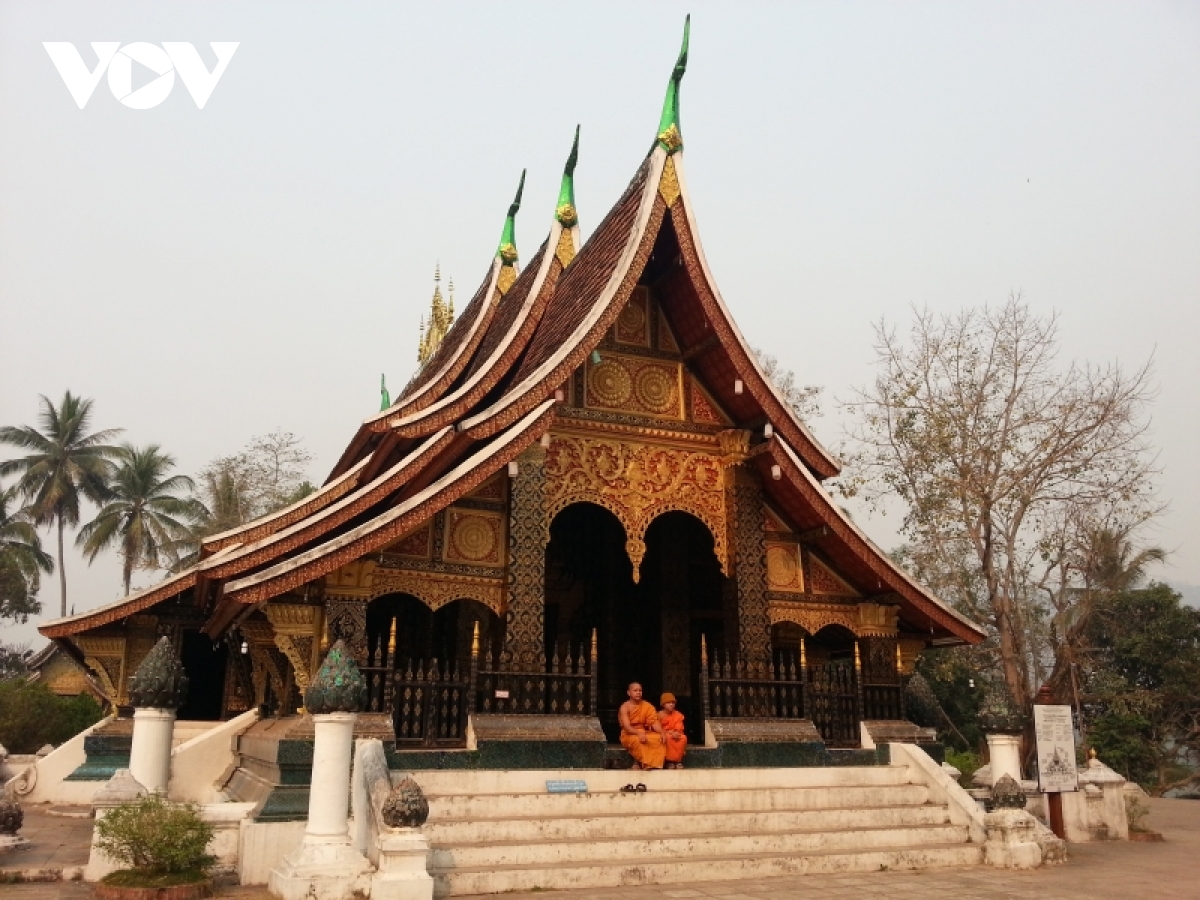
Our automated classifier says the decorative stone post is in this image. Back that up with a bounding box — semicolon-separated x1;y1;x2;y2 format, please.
979;683;1027;787
127;636;188;794
0;795;29;854
269;640;372;900
373;777;434;900
983;776;1044;868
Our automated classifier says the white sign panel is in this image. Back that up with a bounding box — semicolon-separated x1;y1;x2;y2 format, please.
1033;704;1079;792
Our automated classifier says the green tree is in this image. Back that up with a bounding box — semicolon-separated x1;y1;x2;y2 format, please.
0;392;121;617
1083;583;1200;795
0;485;53;623
77;444;203;596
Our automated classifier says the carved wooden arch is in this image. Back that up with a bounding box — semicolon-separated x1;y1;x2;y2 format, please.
543;434;729;582
367;571;505;617
769;602;860;637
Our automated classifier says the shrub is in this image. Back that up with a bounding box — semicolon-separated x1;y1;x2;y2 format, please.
0;680;104;753
945;749;982;784
94;794;214;876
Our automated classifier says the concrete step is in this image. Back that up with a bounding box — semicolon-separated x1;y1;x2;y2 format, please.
430;822;970;869
427;782;931;820
425;802;950;844
431;843;985;895
412;765;909;796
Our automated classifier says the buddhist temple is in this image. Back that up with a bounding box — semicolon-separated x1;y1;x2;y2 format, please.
37;18;984;774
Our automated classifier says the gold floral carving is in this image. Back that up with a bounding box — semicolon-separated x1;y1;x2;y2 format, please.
389;524;431;559
717;429;752;462
555;228;575;268
264;604;319;693
765;542;804;592
658;154;681;206
497;265;517;295
807;554;861;596
585;352;682;419
443;508;504;567
367;570;505;616
690;381;727;425
768;601;859;636
615;289;650;346
544;434;729;581
75;636;127;705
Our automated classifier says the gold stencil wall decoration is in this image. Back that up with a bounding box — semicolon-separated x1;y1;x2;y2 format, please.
585;352;683;419
443;508;505;567
690;380;728;425
615;288;650;346
765;541;804;592
544;433;729;581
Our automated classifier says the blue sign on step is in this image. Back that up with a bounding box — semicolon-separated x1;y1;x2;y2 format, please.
545;780;588;793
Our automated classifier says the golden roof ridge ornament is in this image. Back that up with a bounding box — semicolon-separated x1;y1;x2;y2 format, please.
417;264;456;364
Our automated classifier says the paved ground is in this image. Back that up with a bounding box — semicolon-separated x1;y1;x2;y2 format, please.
1;806;92;880
2;799;1196;899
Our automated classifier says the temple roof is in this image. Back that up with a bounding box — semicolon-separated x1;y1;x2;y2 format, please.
39;20;984;649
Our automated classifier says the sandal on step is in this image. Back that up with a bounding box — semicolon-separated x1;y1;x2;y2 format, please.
620;784;636;793
635;783;648;792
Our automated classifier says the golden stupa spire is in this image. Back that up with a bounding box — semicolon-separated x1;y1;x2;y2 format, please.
417;264;455;364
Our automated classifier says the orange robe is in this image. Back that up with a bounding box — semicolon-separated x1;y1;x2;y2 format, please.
620;700;666;769
660;709;687;763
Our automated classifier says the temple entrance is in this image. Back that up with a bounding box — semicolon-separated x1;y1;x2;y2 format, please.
363;594;500;747
771;621;860;747
545;504;726;746
177;629;227;721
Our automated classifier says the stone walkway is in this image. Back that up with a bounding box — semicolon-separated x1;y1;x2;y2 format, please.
2;799;1195;899
0;806;93;882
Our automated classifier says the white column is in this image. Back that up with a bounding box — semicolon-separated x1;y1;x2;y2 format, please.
269;712;372;900
129;707;175;793
986;733;1023;786
305;712;356;841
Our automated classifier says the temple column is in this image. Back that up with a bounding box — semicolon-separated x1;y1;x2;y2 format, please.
727;465;771;665
269;640;372;900
505;445;548;668
126;637;188;794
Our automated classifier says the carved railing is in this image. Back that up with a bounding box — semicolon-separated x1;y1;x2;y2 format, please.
700;639;805;719
700;636;877;747
476;629;598;716
390;658;471;747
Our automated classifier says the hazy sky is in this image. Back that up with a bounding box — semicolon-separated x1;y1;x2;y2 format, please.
2;2;1198;647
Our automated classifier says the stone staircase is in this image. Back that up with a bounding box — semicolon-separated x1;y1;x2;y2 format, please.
410;766;984;895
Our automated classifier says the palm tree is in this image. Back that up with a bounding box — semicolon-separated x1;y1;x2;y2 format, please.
77;444;203;596
0;392;121;617
0;485;54;622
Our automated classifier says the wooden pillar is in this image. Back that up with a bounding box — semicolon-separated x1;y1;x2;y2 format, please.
505;445;549;669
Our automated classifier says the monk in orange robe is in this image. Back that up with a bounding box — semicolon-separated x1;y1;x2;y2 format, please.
618;682;666;770
659;693;687;768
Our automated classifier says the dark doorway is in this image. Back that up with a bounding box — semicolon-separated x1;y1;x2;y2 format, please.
544;504;726;745
366;594;500;670
178;630;227;721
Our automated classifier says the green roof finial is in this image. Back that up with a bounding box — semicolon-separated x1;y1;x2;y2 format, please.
496;170;526;265
556;125;580;227
655;15;690;154
380;373;390;411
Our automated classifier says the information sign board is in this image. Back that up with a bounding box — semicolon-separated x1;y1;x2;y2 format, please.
1033;704;1079;792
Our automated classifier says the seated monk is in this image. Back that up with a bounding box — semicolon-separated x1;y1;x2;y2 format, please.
659;693;687;769
618;682;665;770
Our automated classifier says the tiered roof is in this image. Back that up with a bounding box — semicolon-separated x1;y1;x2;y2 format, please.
40;19;984;647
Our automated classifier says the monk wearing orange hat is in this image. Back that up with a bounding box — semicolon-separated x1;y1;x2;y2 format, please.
618;682;666;770
659;693;687;768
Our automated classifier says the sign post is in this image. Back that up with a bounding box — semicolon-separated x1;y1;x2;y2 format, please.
1033;687;1078;839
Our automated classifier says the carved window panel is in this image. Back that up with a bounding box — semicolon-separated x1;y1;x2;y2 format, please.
585;352;684;421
